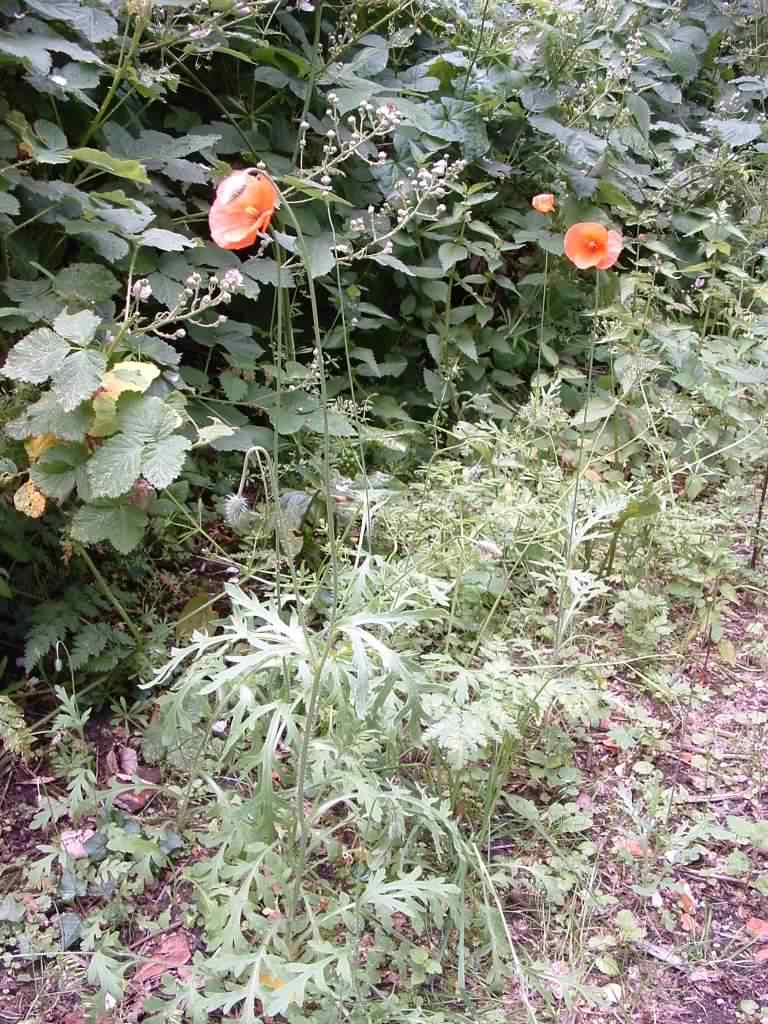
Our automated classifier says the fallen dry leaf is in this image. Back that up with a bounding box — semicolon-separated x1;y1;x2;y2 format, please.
60;828;95;859
678;884;696;913
679;912;696;933
618;837;652;859
134;931;191;984
746;917;768;940
755;947;768;963
118;746;139;775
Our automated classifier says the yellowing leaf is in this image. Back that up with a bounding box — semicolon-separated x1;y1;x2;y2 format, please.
176;591;216;643
101;361;160;400
260;973;285;990
25;433;59;463
14;480;46;518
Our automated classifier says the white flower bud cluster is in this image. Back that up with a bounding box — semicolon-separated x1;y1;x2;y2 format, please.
124;266;245;344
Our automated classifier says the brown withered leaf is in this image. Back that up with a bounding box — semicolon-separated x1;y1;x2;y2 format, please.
134;931;191;985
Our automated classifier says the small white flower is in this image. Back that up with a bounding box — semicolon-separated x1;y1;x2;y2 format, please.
222;268;243;291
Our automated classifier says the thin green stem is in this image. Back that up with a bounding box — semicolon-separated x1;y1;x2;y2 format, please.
74;544;144;648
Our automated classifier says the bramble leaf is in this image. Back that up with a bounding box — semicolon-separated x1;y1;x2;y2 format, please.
71;502;148;554
0;329;70;384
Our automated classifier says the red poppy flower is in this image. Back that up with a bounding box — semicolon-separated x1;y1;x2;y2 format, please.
209;169;280;251
563;222;622;270
532;193;555;214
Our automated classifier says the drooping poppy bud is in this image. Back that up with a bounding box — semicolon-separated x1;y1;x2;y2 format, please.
532;193;555;214
563;222;622;270
209;169;280;251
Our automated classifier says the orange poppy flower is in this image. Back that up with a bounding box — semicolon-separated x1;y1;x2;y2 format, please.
532;193;555;214
563;222;622;270
209;169;280;251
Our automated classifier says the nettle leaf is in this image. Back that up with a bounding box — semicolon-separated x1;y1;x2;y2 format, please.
1;328;70;383
87;434;143;498
71;502;148;554
54;262;120;304
30;443;90;501
142;436;192;489
53;308;101;344
140;228;196;252
51;349;107;411
69;147;150;184
5;393;90;442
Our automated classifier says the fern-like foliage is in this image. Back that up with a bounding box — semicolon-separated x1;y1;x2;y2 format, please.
0;695;34;760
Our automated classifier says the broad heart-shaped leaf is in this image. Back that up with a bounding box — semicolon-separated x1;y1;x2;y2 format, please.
51;350;107;411
0;192;19;216
0;328;70;383
705;118;762;148
0;29;100;76
438;242;468;271
87;435;143;498
5;393;90;442
53;308;101;344
69;148;150;184
140;228;196;252
367;253;445;278
71;501;148;554
30;443;90;501
117;394;182;443
54;262;120;303
141;436;191;489
23;0;118;43
302;233;337;279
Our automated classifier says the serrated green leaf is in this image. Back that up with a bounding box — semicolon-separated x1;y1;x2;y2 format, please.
53;308;102;344
142;435;191;489
54;262;120;303
0;30;100;76
118;395;181;442
140;228;196;251
24;0;117;43
87;950;124;1000
0;328;70;383
87;435;143;498
30;444;89;501
71;502;147;553
69;147;149;184
5;393;91;442
51;350;107;411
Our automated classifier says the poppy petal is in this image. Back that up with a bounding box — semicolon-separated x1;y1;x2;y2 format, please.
532;193;555;214
597;229;623;269
209;170;279;251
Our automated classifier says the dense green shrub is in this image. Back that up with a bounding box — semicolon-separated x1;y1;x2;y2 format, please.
0;0;766;674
